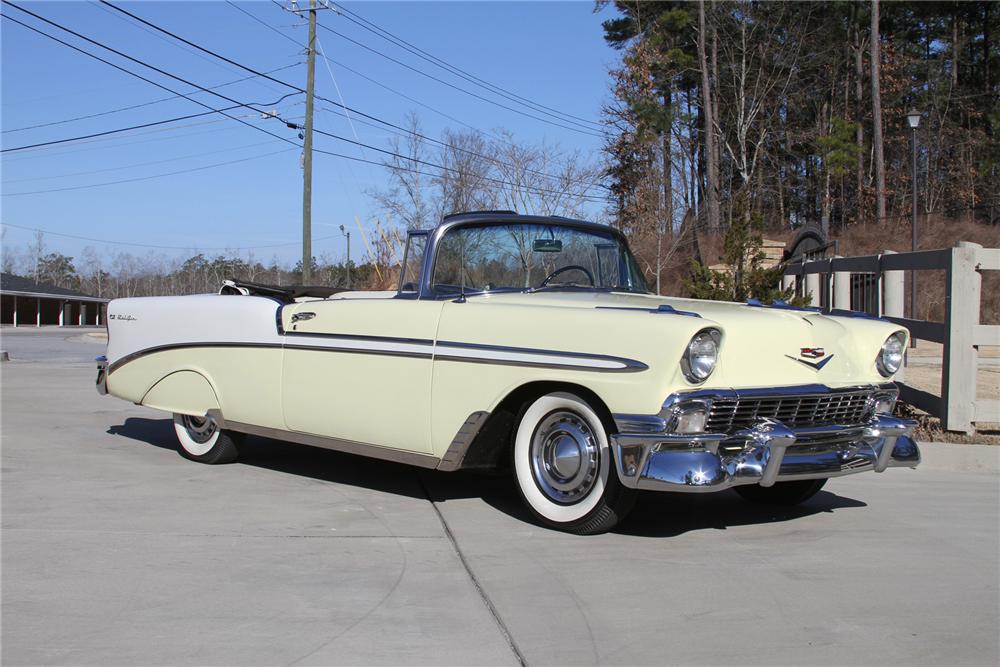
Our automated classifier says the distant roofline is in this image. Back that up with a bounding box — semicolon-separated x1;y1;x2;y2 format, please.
0;272;109;302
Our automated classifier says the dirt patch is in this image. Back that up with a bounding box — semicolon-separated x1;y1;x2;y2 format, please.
896;402;1000;444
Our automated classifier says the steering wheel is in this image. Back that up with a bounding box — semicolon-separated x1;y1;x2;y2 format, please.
540;264;595;288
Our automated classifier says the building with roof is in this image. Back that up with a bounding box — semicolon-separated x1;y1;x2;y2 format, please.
0;273;108;327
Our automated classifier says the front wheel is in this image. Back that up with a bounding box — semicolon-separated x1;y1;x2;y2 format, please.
173;413;242;464
512;392;636;534
734;478;827;506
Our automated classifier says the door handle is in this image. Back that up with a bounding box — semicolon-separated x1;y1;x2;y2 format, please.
291;311;316;323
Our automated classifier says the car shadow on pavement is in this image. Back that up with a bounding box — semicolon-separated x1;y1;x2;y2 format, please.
108;416;867;537
107;416;509;503
614;489;868;538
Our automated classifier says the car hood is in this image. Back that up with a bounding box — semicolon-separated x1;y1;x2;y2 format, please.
472;290;902;386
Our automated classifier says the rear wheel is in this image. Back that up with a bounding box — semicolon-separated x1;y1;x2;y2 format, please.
734;478;827;505
173;413;241;464
512;392;635;534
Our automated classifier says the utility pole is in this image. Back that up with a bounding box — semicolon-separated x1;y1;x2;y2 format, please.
339;224;351;289
301;0;317;284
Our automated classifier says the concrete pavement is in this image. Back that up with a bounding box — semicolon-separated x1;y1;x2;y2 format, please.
2;329;998;665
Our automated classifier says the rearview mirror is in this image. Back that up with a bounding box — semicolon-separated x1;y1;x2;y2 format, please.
532;239;563;253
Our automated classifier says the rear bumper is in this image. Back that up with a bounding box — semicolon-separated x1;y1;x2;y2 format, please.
611;414;919;492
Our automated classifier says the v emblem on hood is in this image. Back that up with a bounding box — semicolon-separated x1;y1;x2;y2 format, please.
784;354;834;371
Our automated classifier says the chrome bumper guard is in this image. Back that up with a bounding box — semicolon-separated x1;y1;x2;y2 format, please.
611;414;919;492
95;355;108;395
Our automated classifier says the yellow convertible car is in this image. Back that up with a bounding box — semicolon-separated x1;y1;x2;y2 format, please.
97;211;919;534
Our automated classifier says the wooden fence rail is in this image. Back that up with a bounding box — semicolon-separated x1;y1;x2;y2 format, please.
782;241;1000;433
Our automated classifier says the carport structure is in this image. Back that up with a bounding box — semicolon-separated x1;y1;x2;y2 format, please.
0;273;108;327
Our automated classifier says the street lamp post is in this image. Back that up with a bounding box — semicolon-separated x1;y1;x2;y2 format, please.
339;224;351;289
905;109;921;347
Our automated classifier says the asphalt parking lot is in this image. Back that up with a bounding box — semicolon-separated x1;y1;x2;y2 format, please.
2;327;998;666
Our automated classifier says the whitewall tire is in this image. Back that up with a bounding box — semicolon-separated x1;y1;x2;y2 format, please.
173;413;241;464
512;392;636;534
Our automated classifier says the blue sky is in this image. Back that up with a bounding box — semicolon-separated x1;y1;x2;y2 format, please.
1;1;621;268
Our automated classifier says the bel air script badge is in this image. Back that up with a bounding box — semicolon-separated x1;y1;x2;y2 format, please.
785;347;833;370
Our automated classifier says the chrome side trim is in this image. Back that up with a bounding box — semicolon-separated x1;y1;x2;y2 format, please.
108;342;282;374
221;418;441;469
434;340;648;373
437;411;491;472
612;414;668;434
285;331;435;346
109;338;645;375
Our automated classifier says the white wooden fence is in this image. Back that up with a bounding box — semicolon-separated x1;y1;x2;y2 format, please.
782;241;1000;433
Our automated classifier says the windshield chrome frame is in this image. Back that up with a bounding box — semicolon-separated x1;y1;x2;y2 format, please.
397;229;430;295
414;213;649;300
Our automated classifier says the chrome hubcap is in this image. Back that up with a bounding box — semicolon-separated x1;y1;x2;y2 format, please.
182;415;217;444
530;411;599;504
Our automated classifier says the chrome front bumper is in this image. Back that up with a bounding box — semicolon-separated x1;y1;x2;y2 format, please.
611;414;919;492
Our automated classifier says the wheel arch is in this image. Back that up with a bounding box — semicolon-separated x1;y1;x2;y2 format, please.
140;369;221;416
453;380;616;472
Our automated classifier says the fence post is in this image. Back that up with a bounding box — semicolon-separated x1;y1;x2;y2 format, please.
942;241;981;433
781;274;795;293
833;256;851;310
805;270;820;307
882;250;904;319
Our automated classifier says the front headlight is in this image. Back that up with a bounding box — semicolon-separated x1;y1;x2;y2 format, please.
876;331;907;377
681;329;721;383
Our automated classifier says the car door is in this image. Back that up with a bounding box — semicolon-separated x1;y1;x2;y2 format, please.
280;297;443;454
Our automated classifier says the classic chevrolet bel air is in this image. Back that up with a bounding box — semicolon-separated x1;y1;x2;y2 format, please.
97;211;920;534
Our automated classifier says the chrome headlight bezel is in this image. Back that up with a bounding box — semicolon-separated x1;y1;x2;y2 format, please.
681;328;721;384
876;331;907;377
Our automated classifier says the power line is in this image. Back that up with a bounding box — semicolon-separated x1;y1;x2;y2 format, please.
1;64;300;134
1;221;342;251
104;0;607;193
2;147;295;197
329;3;605;131
2;99;292;153
4;4;606;203
306;124;605;202
2;119;244;162
3;139;282;183
309;142;606;204
88;0;286;95
2;4;302;149
309;19;605;138
225;0;302;47
226;1;532;146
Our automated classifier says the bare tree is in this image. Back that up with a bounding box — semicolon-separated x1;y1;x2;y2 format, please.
371;120;602;230
697;0;720;230
715;3;807;214
368;112;433;230
870;0;886;223
28;231;45;284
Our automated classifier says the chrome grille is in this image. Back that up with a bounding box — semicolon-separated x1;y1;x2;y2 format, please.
705;391;874;432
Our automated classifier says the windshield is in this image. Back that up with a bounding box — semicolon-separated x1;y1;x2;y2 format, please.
430;222;648;296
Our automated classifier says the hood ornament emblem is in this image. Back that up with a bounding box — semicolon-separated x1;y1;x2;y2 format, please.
785;347;833;370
